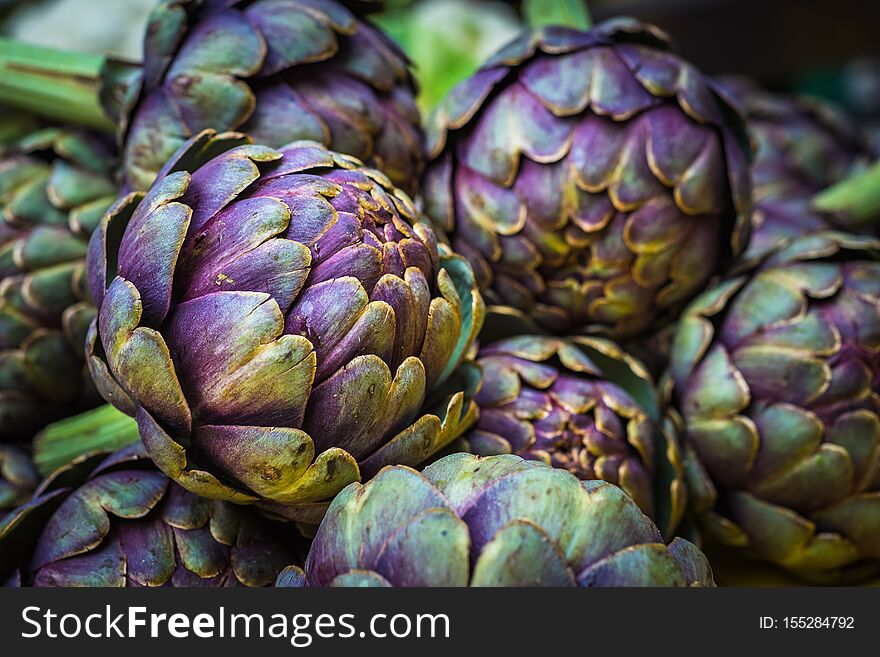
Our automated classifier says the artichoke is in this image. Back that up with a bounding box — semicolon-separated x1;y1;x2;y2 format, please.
277;453;714;587
87;130;484;520
720;78;876;263
732;84;867;204
668;232;880;583
424;18;752;339
460;334;685;536
0;443;38;510
0;444;305;586
0;126;117;439
115;0;424;195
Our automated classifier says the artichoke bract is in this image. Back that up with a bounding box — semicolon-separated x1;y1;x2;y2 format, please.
0;444;304;586
87;130;484;520
115;0;424;195
424;18;752;339
460;334;685;536
0;444;38;509
720;78;876;263
278;453;714;587
0;126;117;439
668;232;880;583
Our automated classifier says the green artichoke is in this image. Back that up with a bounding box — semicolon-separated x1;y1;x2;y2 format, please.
0;444;305;586
0;443;38;510
0;125;117;439
87;130;484;521
424;18;752;339
277;453;714;587
115;0;424;195
460;334;686;536
668;231;880;583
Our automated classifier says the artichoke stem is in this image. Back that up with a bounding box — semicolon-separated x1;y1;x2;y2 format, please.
33;404;141;476
0;37;114;132
813;159;880;227
522;0;592;31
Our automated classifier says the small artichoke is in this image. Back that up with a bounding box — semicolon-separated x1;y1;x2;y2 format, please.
115;0;424;195
1;444;305;586
668;232;880;583
278;453;714;587
0;126;117;439
0;444;38;510
87;130;484;520
424;18;752;339
460;334;685;535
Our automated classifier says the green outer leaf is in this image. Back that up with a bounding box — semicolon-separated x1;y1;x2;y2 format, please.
813;159;880;227
522;0;592;31
0;38;113;132
33;404;141;476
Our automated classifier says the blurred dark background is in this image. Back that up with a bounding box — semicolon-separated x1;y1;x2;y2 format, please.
591;0;880;108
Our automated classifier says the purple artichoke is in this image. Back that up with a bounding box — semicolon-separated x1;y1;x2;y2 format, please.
0;126;118;439
115;0;424;195
87;130;484;520
668;232;880;583
460;334;685;536
720;78;876;263
278;453;714;587
0;444;304;586
424;18;752;339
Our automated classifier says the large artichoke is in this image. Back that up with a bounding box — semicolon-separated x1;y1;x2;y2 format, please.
0;444;305;586
115;0;424;195
460;334;685;536
277;453;714;587
0;126;117;439
424;18;752;339
668;232;880;583
87;130;484;520
720;78;876;263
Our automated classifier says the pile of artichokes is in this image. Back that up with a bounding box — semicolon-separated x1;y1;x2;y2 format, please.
0;0;877;588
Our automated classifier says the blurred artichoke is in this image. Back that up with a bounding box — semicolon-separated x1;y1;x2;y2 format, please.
0;443;38;509
668;232;880;583
0;125;117;439
1;444;305;586
720;78;876;263
87;130;483;520
730;84;867;203
114;0;424;195
277;453;714;587
424;18;752;339
460;334;685;536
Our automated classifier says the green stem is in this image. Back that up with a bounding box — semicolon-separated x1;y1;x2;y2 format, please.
0;38;114;132
522;0;592;31
813;160;880;227
33;404;141;476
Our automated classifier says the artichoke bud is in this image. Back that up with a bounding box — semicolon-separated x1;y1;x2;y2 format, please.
88;130;485;521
